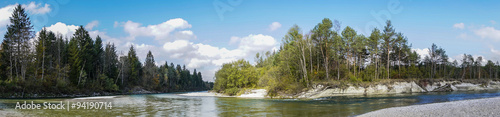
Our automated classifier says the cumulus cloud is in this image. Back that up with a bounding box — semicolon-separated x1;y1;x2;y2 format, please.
45;22;79;37
0;5;16;30
453;23;465;29
88;30;123;45
159;34;278;81
121;18;192;41
474;26;500;41
412;48;430;59
491;20;497;25
162;40;192;54
268;22;282;31
43;22;123;45
22;2;51;14
85;20;99;30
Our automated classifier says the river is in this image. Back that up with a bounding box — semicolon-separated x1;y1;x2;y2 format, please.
1;90;500;116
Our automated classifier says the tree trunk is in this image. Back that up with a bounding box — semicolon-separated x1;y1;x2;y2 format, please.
387;48;390;79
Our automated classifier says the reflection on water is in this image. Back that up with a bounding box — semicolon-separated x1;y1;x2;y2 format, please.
1;90;500;117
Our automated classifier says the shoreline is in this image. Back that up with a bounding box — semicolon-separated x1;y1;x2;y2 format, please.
177;89;268;98
358;97;500;117
0;89;209;99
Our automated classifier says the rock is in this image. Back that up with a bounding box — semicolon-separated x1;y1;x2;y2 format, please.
366;84;390;94
296;80;500;99
432;84;453;92
454;83;481;91
388;81;425;93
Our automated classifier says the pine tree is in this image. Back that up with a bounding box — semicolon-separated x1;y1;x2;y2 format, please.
3;5;34;81
94;36;104;75
104;43;118;82
143;51;157;88
382;20;396;79
127;46;141;86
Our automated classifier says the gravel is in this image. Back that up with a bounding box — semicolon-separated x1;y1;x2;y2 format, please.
358;97;500;117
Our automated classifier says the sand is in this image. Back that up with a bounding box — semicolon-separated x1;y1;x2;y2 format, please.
358;97;500;117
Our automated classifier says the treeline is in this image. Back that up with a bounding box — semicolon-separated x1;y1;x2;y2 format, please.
0;5;210;96
213;18;500;96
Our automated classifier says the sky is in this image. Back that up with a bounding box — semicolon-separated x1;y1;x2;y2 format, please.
1;0;500;82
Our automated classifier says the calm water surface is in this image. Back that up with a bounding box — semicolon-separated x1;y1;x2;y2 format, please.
1;90;500;117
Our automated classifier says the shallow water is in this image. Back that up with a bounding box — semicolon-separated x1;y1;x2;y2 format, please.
1;90;500;117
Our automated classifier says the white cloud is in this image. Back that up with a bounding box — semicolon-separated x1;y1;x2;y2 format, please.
22;2;51;14
45;22;79;37
159;34;278;81
474;26;500;41
187;58;211;69
491;20;497;25
121;18;192;41
238;34;277;53
89;30;122;45
85;20;99;30
451;54;489;66
174;30;196;40
412;48;429;59
162;40;192;53
453;23;465;29
43;22;123;46
268;22;282;31
0;5;16;30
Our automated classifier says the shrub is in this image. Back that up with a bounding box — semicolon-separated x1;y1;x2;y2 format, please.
224;88;240;96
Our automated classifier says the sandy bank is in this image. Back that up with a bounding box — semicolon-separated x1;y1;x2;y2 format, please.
358;97;500;117
239;89;267;98
177;91;227;97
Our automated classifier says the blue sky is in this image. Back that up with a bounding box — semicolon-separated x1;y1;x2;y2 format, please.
1;0;500;81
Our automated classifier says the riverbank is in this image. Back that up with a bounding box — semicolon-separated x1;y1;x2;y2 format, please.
293;79;500;99
358;96;500;117
0;86;209;99
187;79;500;99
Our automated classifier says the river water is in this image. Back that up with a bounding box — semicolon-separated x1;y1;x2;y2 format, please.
1;90;500;117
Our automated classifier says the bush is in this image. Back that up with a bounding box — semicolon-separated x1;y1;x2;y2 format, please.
224;88;241;96
99;74;118;91
348;73;362;83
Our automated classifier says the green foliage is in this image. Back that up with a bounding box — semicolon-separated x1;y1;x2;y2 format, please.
213;18;500;98
213;59;257;95
99;74;118;91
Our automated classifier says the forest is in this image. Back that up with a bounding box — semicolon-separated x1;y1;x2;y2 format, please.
213;18;500;96
0;5;211;97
